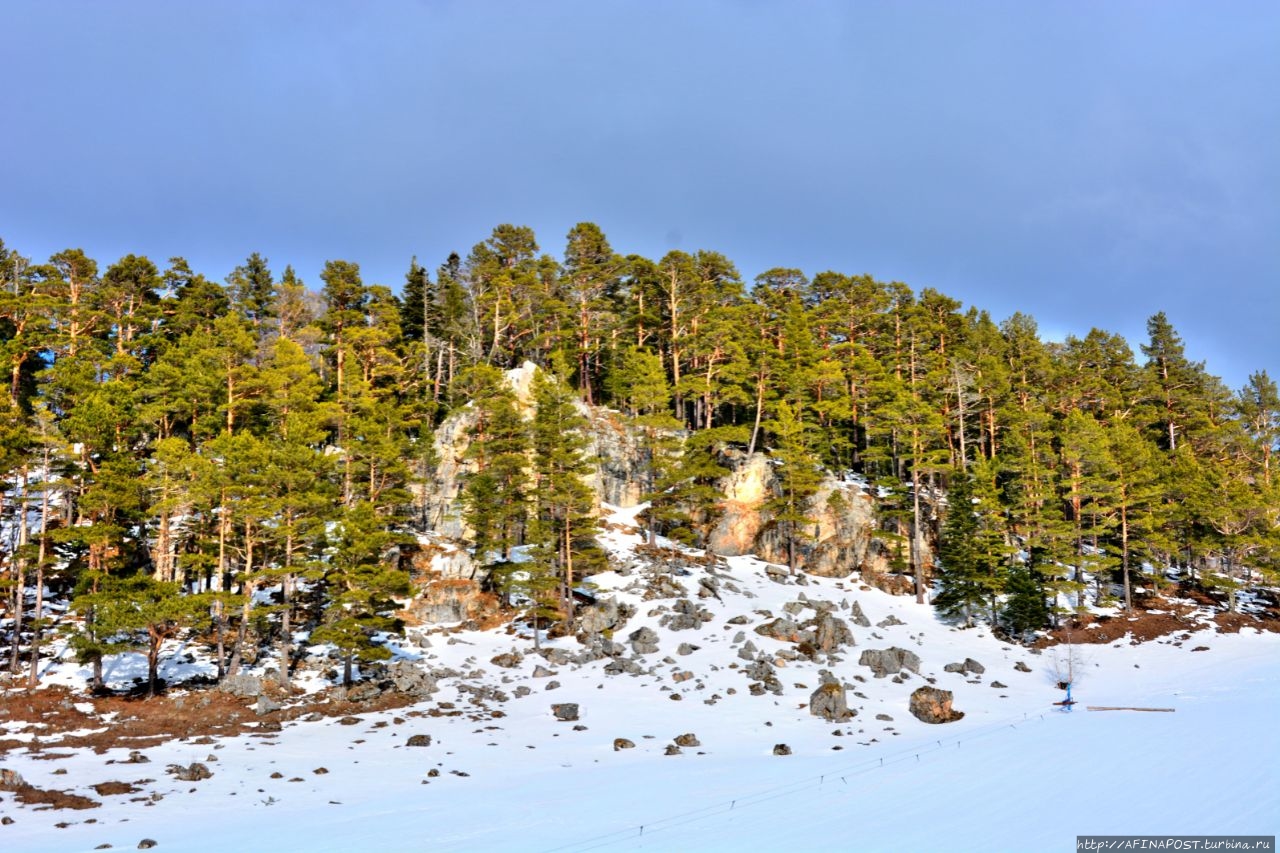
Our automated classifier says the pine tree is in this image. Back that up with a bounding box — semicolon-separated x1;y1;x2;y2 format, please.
764;401;822;574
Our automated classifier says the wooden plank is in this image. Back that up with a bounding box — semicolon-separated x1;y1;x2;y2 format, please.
1085;706;1175;712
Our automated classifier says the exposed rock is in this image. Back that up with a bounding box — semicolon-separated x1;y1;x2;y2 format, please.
674;733;701;747
811;612;855;653
773;744;792;756
0;768;29;791
406;735;432;747
991;681;1008;689
809;683;854;722
490;652;523;669
1014;661;1032;673
255;695;282;716
628;626;660;655
754;617;802;643
385;661;439;697
876;614;905;628
551;704;580;722
875;713;893;721
613;738;635;751
532;665;556;678
664;745;682;756
677;642;700;656
963;658;985;675
858;647;922;678
218;673;263;698
662;598;712;631
138;841;157;850
166;762;213;782
909;687;964;724
848;601;872;627
579;597;623;635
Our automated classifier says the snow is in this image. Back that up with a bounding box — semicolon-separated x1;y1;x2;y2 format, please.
2;504;1277;852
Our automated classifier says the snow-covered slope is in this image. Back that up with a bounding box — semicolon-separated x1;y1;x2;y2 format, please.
2;505;1277;852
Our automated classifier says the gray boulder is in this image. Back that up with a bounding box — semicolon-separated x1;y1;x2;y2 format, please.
551;703;580;722
858;647;922;678
629;627;660;655
809;682;854;722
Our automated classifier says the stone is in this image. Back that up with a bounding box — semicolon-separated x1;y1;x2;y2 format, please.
386;661;439;697
908;687;964;724
532;665;556;678
1014;661;1032;673
0;768;29;790
664;745;682;756
773;744;792;756
613;738;635;751
875;713;893;721
138;840;157;850
551;704;580;722
166;762;212;782
578;597;621;634
858;647;922;678
490;652;523;669
218;672;263;698
809;682;854;722
406;734;432;747
628;627;660;655
674;733;701;747
991;681;1007;689
876;614;905;628
255;695;282;716
677;643;700;656
848;601;872;627
963;658;986;675
545;680;561;691
812;613;854;653
754;617;802;643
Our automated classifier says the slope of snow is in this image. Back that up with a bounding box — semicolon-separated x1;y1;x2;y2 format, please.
2;505;1277;852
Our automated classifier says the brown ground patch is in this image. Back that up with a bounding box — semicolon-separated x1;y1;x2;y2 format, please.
92;780;142;796
13;785;101;810
1213;611;1280;634
0;683;419;759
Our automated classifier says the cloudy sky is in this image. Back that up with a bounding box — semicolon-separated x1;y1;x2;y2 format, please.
3;1;1276;386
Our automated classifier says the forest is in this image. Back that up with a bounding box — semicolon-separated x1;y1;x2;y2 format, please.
1;222;1277;694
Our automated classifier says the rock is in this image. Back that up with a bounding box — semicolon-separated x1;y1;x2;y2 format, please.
490;652;523;669
674;733;701;747
1014;661;1032;673
875;713;893;721
386;661;439;697
943;662;965;673
726;615;751;625
858;647;922;678
737;641;759;661
255;695;282;716
754;617;802;643
908;687;964;724
613;738;635;751
848;601;872;627
532;665;556;678
338;716;362;726
628;627;660;655
406;734;432;747
258;720;282;733
677;643;700;656
545;680;561;690
578;597;621;634
809;683;854;722
551;703;580;722
773;744;792;756
991;681;1007;689
812;613;854;653
344;681;381;702
963;658;985;675
1;816;14;825
138;840;157;850
664;745;682;756
167;762;213;782
218;672;263;698
672;670;694;683
876;614;905;628
0;768;29;791
514;686;532;697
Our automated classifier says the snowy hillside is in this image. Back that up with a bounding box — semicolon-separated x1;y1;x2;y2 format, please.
2;504;1277;852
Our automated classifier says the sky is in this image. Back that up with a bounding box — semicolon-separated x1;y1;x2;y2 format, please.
2;0;1276;387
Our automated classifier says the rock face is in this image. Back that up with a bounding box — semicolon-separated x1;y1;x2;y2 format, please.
909;687;964;724
859;647;922;678
706;452;916;579
809;683;854;722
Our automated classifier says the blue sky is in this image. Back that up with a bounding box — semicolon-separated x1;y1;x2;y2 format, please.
2;1;1276;386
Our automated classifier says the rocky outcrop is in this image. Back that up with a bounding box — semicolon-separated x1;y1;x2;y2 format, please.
909;687;963;724
809;682;854;722
859;647;922;678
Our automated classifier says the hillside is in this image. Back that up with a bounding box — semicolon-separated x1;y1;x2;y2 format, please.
2;503;1276;852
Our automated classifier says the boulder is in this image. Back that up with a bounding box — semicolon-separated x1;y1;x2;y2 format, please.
754;617;802;643
167;762;213;781
613;738;635;751
490;651;523;669
809;683;854;722
858;647;922;678
674;733;701;747
385;661;439;697
218;672;263;698
908;687;964;724
255;695;282;716
1014;661;1032;673
628;627;660;655
812;613;855;653
773;744;792;756
848;601;872;628
406;734;432;747
551;703;580;722
0;768;29;791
